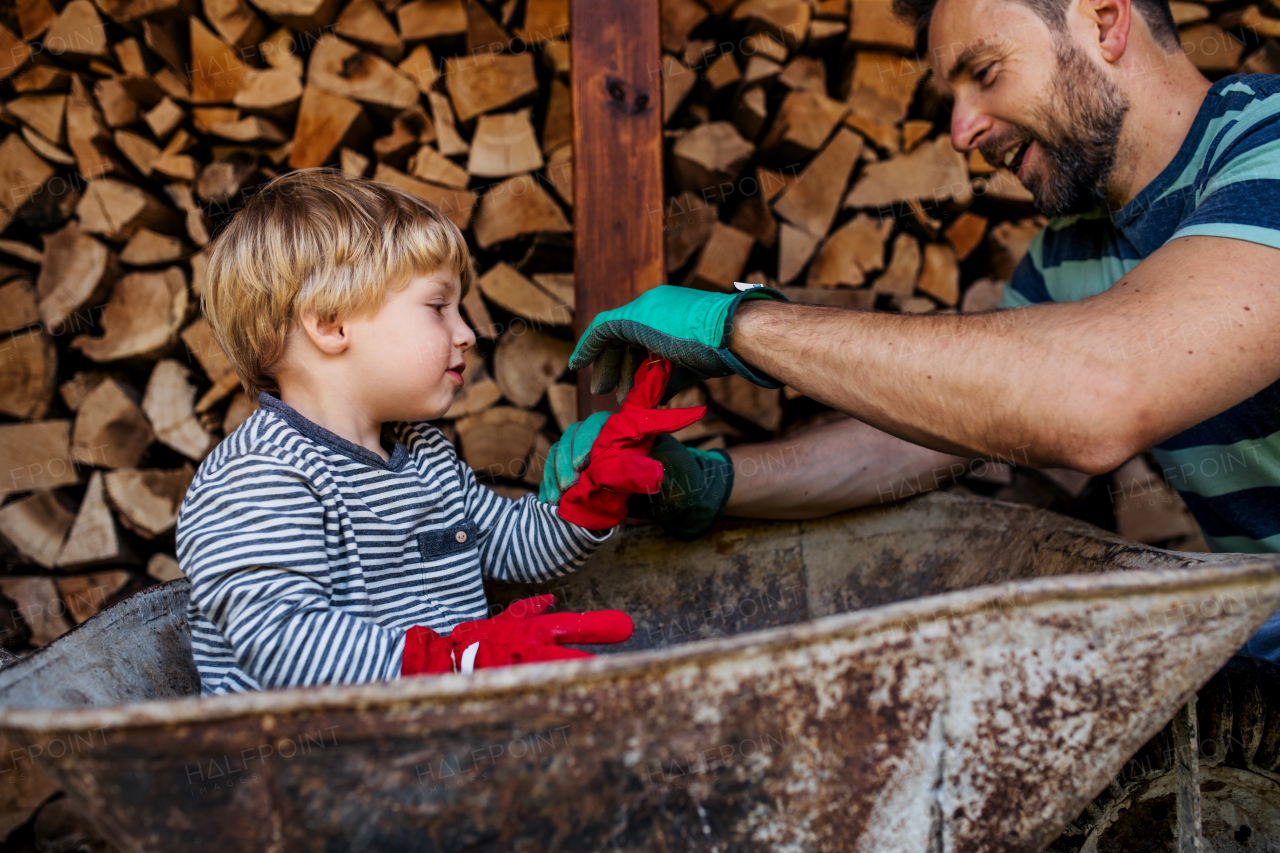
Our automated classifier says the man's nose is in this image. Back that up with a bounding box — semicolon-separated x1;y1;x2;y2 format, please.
950;96;992;152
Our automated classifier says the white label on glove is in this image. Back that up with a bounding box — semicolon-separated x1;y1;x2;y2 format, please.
460;641;480;674
734;281;765;292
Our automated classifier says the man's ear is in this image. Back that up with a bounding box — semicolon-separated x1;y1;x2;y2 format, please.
298;310;351;356
1084;0;1132;63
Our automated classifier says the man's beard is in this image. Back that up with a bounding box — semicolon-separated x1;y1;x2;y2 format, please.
982;39;1130;218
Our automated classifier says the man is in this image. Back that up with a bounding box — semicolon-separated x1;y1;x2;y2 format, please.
541;0;1280;658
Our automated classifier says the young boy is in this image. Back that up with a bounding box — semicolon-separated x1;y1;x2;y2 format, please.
176;170;614;695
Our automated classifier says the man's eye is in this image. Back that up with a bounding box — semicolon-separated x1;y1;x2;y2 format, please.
975;65;994;84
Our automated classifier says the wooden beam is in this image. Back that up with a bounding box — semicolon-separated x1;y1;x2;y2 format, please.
571;0;663;418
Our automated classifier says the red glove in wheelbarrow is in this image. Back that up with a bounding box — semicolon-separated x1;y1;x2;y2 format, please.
400;595;633;676
553;356;706;529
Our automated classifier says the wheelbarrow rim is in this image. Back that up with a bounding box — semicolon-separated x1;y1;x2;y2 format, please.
1;555;1276;736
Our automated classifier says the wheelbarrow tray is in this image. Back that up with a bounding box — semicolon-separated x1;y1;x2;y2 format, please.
1;493;1277;853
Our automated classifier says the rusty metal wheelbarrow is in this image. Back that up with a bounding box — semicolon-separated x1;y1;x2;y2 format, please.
1;492;1277;852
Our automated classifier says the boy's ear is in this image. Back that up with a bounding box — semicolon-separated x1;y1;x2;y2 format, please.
299;310;351;355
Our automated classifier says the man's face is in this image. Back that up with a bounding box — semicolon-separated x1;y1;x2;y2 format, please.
930;0;1130;217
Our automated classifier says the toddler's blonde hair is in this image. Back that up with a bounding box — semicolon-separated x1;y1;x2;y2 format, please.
203;168;473;397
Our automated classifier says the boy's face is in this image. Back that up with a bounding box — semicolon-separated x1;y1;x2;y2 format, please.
345;270;476;422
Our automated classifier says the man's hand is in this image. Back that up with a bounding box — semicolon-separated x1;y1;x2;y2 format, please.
568;285;789;402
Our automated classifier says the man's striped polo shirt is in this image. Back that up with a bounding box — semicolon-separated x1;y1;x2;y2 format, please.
1002;74;1280;557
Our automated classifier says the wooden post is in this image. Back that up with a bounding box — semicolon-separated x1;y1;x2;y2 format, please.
571;0;665;418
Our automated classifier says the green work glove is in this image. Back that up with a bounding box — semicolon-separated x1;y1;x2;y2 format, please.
568;285;789;402
625;435;735;542
538;411;611;504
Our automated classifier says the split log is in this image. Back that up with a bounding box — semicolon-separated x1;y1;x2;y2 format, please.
660;55;697;124
260;27;304;77
7;94;66;146
661;0;708;53
12;66;68;94
541;40;570;75
542;78;572;154
56;471;129;569
0;133;56;234
531;272;574;308
35;222;112;332
0;577;71;646
17;0;58;40
56;571;131;624
143;97;185;140
396;0;468;41
335;0;403;61
444;52;538;122
733;86;769;140
477;262;573;326
988;217;1045;281
76;179;181;242
399;45;440;101
143;359;218;460
872;232;920;296
95;79;138;129
372;163;477;231
521;0;569;41
147;552;185;581
1239;39;1280;74
672;122;756;199
685;221;754;291
308;35;418;111
0;421;79;498
1180;23;1246;71
776;222;820;284
233;68;304;119
461;285;499;338
181;317;237;388
190;17;250;104
944;211;988;261
741;54;783;87
808;18;847;49
844;135;972;209
917;242;959;306
72;377;154;468
732;0;811;50
0;25;33;77
900;120;931;153
521;433;551;487
842;50;925;126
473;174;570;248
165;183;212;247
222;391;258;432
807;211;892;287
0;278;39;334
289;86;373;169
340;146;369;176
730;192;778;250
896;295;935;313
772;127;863;238
408;144;469;188
777;55;825;93
196;157;256;206
705;374;782;431
444;348;501;418
373;105;435;164
844;113;898;152
547;382;577;432
44;1;111;59
103;464;194;538
468;109;544;177
205;0;268;48
0;331;56;419
249;0;344;31
120;229;186;265
152;128;201;179
21;125;75;166
544;144;572;206
493;328;572;407
467;0;511;52
113;130;161;176
427;90;470;157
959;277;1004;313
847;0;915;51
0;239;41;265
59;371;106;412
454;406;546;476
0;492;74;569
664;191;719;271
705;53;742;92
759;91;849;161
70;267;188;362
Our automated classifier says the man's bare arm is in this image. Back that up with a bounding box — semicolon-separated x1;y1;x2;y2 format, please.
725;416;968;519
730;236;1280;473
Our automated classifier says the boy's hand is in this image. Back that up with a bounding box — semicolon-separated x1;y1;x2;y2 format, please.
538;411;611;505
400;595;633;675
625;435;735;541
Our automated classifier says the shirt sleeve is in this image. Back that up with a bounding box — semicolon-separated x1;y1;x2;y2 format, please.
176;452;406;689
450;445;614;584
1171;96;1280;250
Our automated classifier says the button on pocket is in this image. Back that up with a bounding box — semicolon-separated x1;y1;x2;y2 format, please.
455;531;467;544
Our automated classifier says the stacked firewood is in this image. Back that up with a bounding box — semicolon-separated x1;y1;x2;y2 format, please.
0;0;1275;676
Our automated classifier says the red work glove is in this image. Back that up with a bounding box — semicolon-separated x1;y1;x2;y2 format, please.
557;356;705;529
400;595;634;676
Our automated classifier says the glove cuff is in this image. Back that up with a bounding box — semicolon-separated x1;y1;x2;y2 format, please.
719;287;788;390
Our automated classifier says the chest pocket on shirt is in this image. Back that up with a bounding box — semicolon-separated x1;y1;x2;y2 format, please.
417;519;480;562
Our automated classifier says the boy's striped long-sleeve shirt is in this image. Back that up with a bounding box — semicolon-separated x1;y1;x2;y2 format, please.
175;393;612;696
